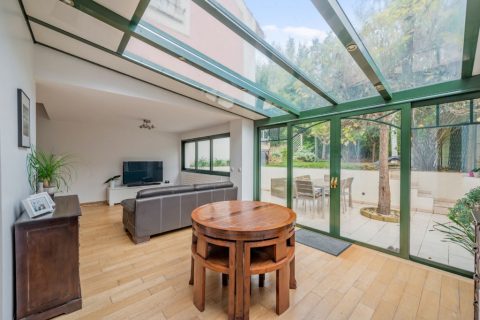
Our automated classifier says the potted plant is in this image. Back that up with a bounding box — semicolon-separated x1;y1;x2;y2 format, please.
27;149;74;196
433;186;479;255
104;175;121;188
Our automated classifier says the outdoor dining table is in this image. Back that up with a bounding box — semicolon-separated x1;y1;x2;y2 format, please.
191;200;297;319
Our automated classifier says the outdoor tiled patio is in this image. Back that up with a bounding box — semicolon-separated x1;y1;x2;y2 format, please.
262;191;474;272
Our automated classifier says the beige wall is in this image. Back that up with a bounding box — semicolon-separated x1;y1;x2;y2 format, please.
37;116;180;203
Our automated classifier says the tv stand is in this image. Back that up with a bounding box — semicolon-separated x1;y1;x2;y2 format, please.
126;182;161;187
107;183;171;206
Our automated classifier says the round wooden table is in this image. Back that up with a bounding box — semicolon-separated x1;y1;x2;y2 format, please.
191;201;296;319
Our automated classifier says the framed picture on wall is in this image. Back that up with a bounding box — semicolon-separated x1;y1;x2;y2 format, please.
18;88;31;148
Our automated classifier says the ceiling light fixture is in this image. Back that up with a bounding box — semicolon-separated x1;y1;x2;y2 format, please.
375;84;385;92
218;98;234;109
60;0;75;6
178;56;186;61
139;119;155;130
204;92;217;102
346;43;358;52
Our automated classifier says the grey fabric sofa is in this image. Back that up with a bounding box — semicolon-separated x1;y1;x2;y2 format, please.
121;181;237;243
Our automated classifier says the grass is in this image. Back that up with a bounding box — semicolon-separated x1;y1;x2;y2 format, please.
264;160;376;170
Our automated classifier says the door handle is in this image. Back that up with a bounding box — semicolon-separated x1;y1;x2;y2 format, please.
330;177;338;189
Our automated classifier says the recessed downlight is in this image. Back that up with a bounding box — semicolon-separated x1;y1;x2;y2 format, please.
60;0;75;6
346;43;358;52
375;84;385;91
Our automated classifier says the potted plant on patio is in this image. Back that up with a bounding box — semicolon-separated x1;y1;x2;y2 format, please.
433;187;479;255
27;148;75;196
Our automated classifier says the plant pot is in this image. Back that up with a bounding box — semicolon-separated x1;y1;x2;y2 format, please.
109;180;116;189
44;186;57;197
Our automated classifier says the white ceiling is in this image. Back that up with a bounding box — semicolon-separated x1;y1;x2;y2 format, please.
37;81;240;133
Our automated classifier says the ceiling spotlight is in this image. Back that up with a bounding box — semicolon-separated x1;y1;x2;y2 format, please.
139;119;155;130
375;84;385;92
178;56;186;61
60;0;75;6
346;43;358;52
218;98;234;109
240;87;247;92
204;92;217;102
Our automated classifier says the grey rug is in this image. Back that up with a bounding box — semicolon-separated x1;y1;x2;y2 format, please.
295;229;352;256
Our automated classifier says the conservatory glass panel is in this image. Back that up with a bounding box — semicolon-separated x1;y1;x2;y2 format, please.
411;99;478;272
197;140;211;170
139;0;330;111
292;121;330;233
124;38;287;117
184;141;196;169
260;127;288;206
214;0;378;102
340;110;401;252
338;0;467;91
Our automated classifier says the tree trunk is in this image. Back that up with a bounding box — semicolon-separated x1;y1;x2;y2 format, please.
378;125;391;215
371;143;376;162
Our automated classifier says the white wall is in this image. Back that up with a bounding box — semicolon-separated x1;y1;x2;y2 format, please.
230;119;254;200
37;117;180;203
0;0;36;318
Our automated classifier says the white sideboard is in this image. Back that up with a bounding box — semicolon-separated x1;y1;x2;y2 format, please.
107;183;171;206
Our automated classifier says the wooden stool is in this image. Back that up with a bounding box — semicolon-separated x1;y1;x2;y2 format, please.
192;232;236;319
243;228;296;317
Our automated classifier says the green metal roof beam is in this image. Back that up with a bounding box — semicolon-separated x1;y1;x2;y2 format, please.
310;0;392;101
27;15;271;119
73;0;300;116
461;0;480;78
117;0;150;54
193;0;338;105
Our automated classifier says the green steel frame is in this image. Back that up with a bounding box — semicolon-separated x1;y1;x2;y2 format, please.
254;92;480;277
117;0;150;54
192;0;338;105
18;0;480;277
461;0;480;78
73;0;301;116
310;0;392;100
25;16;271;119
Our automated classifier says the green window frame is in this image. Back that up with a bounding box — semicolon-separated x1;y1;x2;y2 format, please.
181;133;230;176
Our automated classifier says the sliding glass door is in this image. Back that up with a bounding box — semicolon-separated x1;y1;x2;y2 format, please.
410;98;480;272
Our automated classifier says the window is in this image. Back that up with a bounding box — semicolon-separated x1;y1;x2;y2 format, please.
182;134;230;175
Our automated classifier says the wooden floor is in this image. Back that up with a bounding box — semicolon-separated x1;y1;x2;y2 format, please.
57;204;474;320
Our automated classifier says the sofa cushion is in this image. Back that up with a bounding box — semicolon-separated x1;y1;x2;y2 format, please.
194;181;234;191
121;198;136;212
136;185;194;199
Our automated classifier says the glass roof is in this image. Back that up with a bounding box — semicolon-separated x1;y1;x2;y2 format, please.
24;0;477;119
338;0;467;92
139;0;330;111
215;0;379;102
124;37;287;117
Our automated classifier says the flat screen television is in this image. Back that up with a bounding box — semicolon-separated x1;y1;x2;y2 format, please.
123;161;163;186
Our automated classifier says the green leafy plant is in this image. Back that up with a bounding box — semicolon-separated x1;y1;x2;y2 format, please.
27;149;75;192
433;187;480;255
